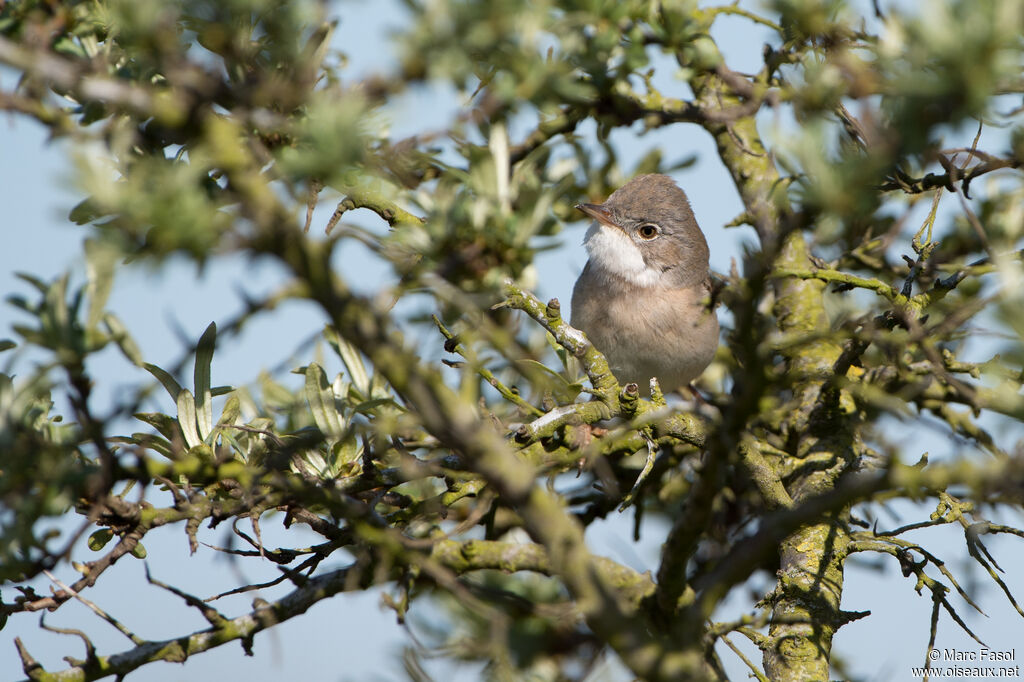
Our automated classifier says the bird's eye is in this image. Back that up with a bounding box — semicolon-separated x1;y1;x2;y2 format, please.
637;223;660;240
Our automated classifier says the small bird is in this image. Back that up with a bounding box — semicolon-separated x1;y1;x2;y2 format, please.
571;174;719;394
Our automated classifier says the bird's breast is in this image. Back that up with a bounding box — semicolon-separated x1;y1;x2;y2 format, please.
571;263;718;392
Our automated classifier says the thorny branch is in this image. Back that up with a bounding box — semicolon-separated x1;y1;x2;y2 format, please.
4;3;1024;682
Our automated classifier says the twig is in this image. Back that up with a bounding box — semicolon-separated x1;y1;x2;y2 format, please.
433;315;544;417
42;570;144;646
720;634;770;682
498;284;619;400
145;565;228;628
772;266;903;302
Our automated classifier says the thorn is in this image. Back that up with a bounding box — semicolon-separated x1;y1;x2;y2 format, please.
14;638;41;676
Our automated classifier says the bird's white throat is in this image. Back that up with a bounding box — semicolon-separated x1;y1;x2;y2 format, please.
583;223;661;287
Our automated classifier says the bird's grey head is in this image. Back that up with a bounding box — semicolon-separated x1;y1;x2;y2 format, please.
577;174;709;288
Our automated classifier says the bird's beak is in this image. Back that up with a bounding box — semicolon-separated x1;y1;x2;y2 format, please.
575;202;621;230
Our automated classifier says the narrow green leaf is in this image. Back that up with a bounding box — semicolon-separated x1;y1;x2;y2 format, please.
68;197;103;225
14;272;48;295
546;332;575;374
514;359;583;402
239;416;274;467
559;383;584;403
144;363;183;401
176;389;202;449
335;434;363;469
219;430;246;462
212;394;241;444
194;322;217;440
110;433;174;459
260;371;295;410
46;273;71;342
369;372;394;400
296;450;328;478
351;397;399;414
325;326;371;397
84;239;117;331
0;340;15;353
217;394;241;426
103;313;143;366
554;344;575;377
11;325;42;345
304;362;344;439
516;358;574;385
5;296;32;314
134;412;183;443
188;443;215;462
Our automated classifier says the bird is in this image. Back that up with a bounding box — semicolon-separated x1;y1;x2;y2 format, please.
570;174;719;395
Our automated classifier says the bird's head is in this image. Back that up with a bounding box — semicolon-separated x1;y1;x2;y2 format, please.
576;174;709;288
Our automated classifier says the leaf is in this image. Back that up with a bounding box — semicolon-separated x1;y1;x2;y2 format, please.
515;358;575;385
129;542;147;559
514;359;582;402
14;272;48;295
52;34;88;59
217;394;241;426
188;443;215;462
239;416;275;466
11;324;42;346
134;412;184;443
68;197;104;225
545;332;579;377
309;449;329;473
0;340;15;353
87;529;113;551
218;430;247;463
334;434;363;470
103;313;143;366
110;433;174;459
554;382;583;403
84;239;117;332
176;389;202;449
351;397;400;414
194;321;217;440
5;297;32;314
368;372;394;401
212;394;241;445
41;273;73;349
325;326;371;398
145;363;183;402
304;362;344;440
260;372;295;410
